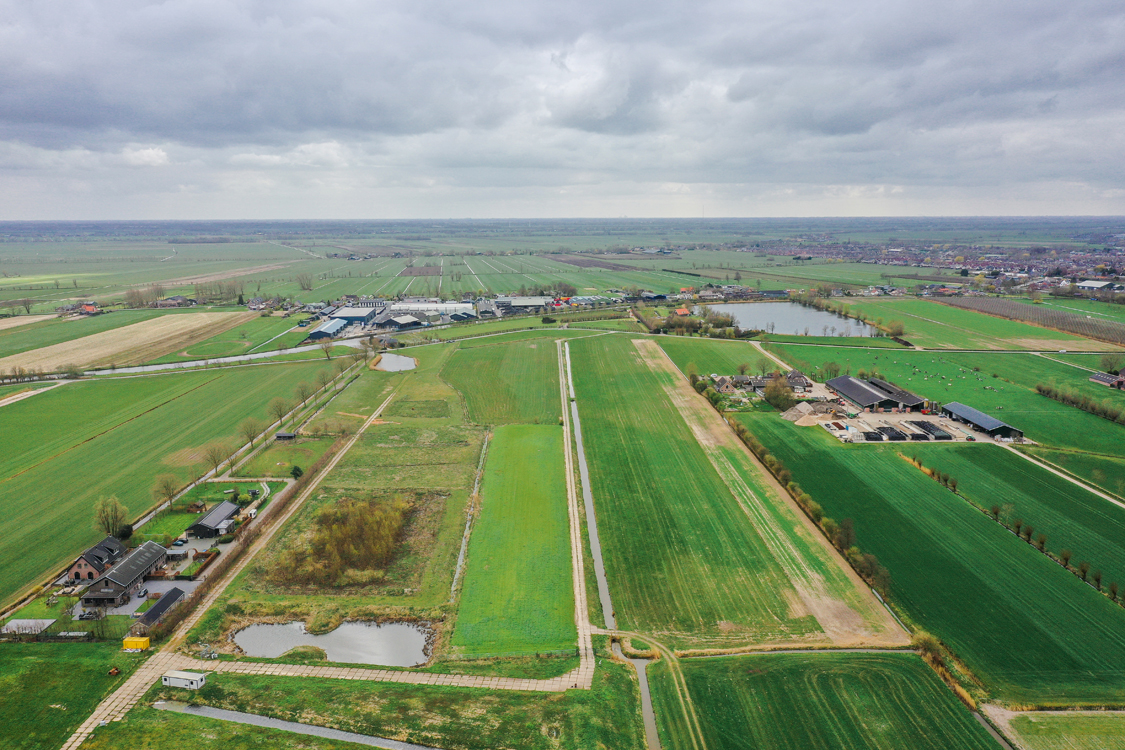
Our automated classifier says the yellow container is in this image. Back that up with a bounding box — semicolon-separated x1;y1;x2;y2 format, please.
123;636;150;650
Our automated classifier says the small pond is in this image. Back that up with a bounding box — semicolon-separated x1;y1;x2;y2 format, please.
705;301;877;337
377;353;417;371
234;621;429;667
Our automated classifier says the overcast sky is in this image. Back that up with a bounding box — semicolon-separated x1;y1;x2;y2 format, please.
1;0;1124;219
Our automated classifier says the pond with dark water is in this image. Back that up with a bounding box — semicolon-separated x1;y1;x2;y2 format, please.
705;302;877;337
234;621;429;667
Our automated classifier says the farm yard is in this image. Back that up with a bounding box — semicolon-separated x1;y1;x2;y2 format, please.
650;653;997;750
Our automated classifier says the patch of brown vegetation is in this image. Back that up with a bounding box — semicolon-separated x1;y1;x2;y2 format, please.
0;311;255;371
553;254;637;271
0;315;53;332
397;265;442;276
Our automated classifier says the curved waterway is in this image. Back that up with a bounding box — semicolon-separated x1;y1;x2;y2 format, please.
234;621;429;667
705;301;877;337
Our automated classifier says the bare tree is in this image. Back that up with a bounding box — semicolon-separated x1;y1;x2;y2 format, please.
239;417;264;449
294;381;313;404
318;339;334;359
269;397;290;426
296;273;314;291
152;474;180;505
737;362;750;375
203;442;231;477
333;358;350;375
756;357;771;377
316;370;333;392
94;496;128;538
18;298;34;314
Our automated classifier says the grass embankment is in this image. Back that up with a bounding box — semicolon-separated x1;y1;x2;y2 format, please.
88;646;644;750
442;338;562;425
767;344;1125;455
650;653;997;750
0;361;335;609
740;414;1125;705
0;641;147;750
451;425;575;657
570;335;831;647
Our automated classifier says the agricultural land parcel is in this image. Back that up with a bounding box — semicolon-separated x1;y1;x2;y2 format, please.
739;415;1125;704
0;311;255;371
147;313;308;364
0;360;335;608
0;309;190;360
908;444;1125;590
828;298;1112;350
1005;713;1125;750
441;337;563;425
451;425;575;657
1021;447;1125;499
569;334;894;648
650;653;997;750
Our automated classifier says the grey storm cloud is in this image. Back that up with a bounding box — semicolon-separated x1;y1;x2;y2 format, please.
0;0;1124;218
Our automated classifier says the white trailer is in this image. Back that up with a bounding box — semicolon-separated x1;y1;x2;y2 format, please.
162;670;206;690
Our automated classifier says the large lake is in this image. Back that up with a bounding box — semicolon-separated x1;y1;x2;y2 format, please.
705;302;877;337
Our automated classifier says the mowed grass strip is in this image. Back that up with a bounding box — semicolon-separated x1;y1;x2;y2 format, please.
570;335;822;646
651;653;996;750
0;361;335;608
442;339;561;425
1008;713;1125;750
740;415;1125;704
451;425;575;657
910;444;1125;589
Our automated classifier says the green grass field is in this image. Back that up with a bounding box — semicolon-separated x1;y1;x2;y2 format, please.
0;641;147;750
767;343;1125;455
571;335;833;646
739;414;1125;704
1008;713;1125;750
147;314;305;363
762;333;905;347
451;425;575;657
236;437;336;478
1021;447;1125;499
650;653;996;750
442;339;562;425
907;444;1125;590
0;361;335;608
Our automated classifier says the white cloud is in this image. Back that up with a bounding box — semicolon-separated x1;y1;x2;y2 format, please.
120;147;169;167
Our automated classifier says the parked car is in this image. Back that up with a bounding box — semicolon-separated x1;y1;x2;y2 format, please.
172;539;186;547
78;611;96;620
137;587;148;598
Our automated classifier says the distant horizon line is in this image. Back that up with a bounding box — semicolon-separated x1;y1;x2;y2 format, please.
1;215;1124;223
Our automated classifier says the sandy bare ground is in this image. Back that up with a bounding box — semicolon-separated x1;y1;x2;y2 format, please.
0;314;54;332
0;311;255;372
632;338;909;648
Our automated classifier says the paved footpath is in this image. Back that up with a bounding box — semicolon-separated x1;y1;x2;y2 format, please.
62;378;597;749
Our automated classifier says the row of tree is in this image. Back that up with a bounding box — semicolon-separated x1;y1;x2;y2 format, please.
726;418;891;592
1035;383;1125;425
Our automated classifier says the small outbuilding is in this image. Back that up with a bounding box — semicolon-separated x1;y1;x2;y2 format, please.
188;501;240;539
940;402;1023;440
162;670;207;690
